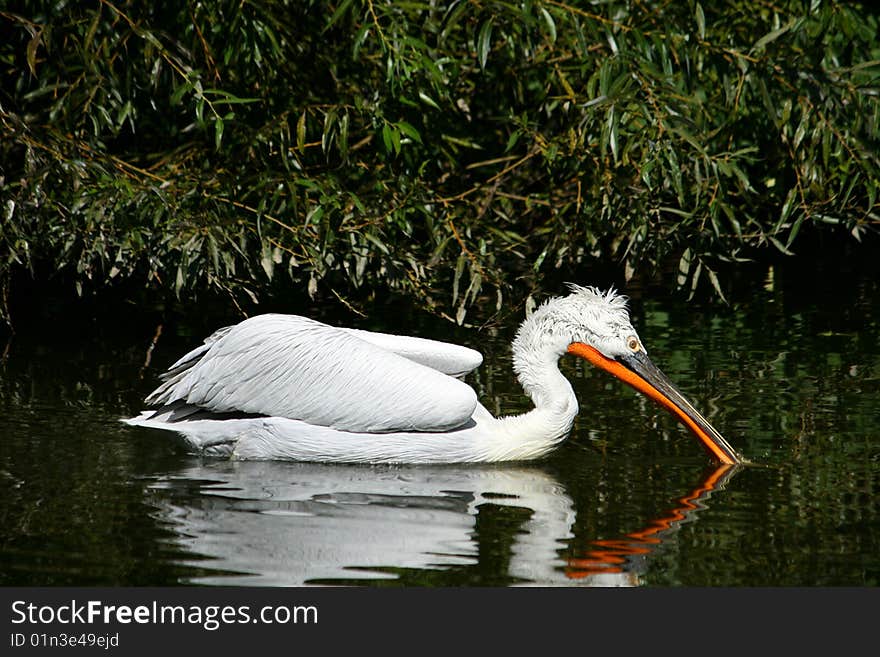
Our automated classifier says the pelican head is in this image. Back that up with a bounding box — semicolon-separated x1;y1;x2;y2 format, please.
513;284;741;464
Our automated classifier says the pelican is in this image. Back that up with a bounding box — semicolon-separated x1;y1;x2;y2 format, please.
124;285;741;464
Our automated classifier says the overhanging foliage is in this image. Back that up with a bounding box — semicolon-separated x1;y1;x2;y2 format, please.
1;0;878;324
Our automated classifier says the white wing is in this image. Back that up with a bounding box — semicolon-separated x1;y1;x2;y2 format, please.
145;314;480;433
339;328;482;377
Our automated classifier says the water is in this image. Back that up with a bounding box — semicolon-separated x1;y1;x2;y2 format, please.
1;259;878;586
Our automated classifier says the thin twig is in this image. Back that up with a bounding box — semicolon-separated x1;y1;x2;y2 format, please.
544;0;633;32
437;151;538;204
189;4;219;81
329;287;367;318
139;323;163;378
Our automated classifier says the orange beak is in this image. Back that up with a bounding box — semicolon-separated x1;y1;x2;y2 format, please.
568;342;742;465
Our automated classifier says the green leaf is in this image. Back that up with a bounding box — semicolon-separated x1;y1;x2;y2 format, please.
452;252;465;306
533;246;548;272
390;126;401;155
261;242;274;280
752;19;797;52
665;148;685;205
170;84;189;107
775;187;798;233
338;112;349;157
397;121;422;143
26;28;42;76
677;247;692;287
202;89;260;105
363;231;390;255
214;117;224;150
322;109;336;154
175;265;185;296
706;267;727;304
441;134;483;149
477;19;493;70
540;8;557;44
441;1;469;39
768;235;795;256
418;91;441;110
381;124;393;153
786;215;805;249
695;3;706;40
505;131;520;153
688;261;703;301
324;0;355;32
607;107;618;162
297;111;307;151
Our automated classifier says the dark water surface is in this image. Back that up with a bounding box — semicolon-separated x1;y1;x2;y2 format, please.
1;263;878;586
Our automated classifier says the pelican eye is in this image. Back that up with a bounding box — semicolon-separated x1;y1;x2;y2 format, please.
627;336;640;352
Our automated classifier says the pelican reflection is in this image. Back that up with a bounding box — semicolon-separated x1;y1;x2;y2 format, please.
146;460;738;586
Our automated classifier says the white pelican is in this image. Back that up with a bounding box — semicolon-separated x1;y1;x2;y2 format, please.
124;285;741;464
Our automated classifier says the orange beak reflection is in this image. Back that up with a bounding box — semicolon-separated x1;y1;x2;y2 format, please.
566;463;738;579
568;342;742;465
